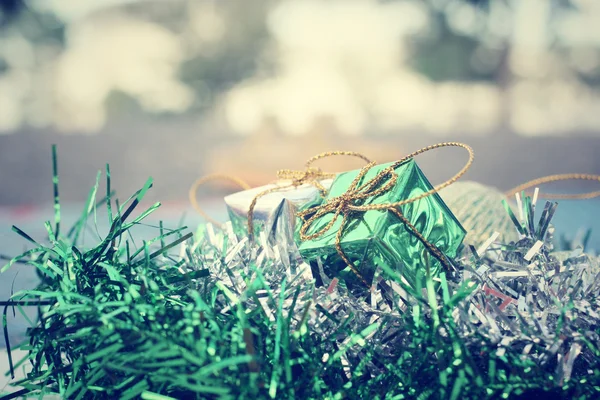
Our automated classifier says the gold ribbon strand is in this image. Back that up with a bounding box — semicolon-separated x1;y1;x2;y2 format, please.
297;142;475;288
505;173;600;200
246;151;372;239
189;174;252;226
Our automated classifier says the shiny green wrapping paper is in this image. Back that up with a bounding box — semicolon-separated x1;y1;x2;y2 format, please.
296;159;466;290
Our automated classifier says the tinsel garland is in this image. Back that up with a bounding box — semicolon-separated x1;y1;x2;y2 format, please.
1;157;600;399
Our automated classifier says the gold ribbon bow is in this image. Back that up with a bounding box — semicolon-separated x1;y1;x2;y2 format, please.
505;173;600;200
297;142;475;288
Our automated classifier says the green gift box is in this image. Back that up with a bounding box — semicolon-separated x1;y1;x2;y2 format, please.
296;158;466;290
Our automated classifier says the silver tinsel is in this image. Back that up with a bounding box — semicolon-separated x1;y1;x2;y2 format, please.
180;196;599;386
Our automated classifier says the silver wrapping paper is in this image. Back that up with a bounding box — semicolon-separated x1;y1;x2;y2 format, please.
224;179;333;246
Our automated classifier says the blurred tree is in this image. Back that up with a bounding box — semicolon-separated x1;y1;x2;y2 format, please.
0;0;598;134
415;0;599;84
0;0;25;26
411;13;487;82
178;1;272;114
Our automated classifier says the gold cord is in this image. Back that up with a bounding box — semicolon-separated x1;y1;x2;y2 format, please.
297;142;474;287
246;151;372;239
189;174;251;225
505;173;600;200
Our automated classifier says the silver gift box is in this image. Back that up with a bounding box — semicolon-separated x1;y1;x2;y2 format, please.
224;179;333;245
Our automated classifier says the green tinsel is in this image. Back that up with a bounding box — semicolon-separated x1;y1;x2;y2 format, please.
1;146;599;399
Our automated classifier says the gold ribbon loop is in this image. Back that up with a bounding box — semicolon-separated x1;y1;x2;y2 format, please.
189;174;251;226
505;173;600;200
304;151;373;169
298;142;475;287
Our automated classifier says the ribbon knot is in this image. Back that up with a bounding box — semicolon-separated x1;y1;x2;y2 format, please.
276;166;334;196
296;167;329;187
298;162;399;241
297;163;401;288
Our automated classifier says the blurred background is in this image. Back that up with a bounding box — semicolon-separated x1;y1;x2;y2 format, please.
1;0;600;376
0;0;599;198
0;0;599;236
